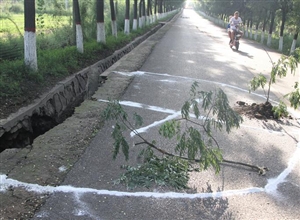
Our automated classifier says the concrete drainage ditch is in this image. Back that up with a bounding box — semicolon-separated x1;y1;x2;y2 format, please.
0;23;164;153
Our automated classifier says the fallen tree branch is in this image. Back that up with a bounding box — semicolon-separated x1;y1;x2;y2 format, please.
135;141;268;175
221;159;269;175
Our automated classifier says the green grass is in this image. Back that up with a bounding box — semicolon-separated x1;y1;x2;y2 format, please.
244;29;300;55
0;14;72;37
0;12;177;99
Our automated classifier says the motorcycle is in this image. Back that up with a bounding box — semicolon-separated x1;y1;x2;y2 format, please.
230;27;242;50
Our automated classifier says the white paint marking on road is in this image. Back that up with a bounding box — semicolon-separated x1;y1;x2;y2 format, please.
99;99;293;136
112;71;280;105
0;174;264;199
58;166;67;172
159;79;177;83
73;192;101;220
264;141;300;194
99;99;211;137
1;142;299;199
130;111;181;137
103;71;300;196
98;99;177;115
113;71;145;76
1;71;299;204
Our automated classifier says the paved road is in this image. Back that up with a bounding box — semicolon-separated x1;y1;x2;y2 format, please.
5;9;300;219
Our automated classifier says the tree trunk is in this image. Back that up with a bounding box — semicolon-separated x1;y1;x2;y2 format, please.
110;0;117;37
255;20;259;41
159;0;163;19
142;0;146;26
146;0;149;25
24;0;38;71
278;8;287;52
154;0;157;22
249;16;253;39
115;0;118;17
267;10;275;47
73;0;83;53
254;10;262;41
124;0;130;34
290;32;298;54
245;19;250;38
261;9;269;44
96;0;105;43
147;0;152;24
139;0;143;28
132;0;138;30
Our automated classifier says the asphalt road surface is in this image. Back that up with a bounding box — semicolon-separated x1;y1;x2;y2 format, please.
5;9;300;220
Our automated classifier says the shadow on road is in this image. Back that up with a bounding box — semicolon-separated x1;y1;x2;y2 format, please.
231;49;254;58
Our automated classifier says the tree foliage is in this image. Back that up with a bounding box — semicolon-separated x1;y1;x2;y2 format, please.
114;147;193;189
197;0;300;53
103;82;247;189
249;48;300;116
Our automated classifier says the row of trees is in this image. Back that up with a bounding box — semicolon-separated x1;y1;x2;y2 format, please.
24;0;184;71
197;0;300;54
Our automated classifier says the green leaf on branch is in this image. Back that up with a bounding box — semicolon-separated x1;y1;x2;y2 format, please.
286;87;300;109
133;112;143;127
249;74;267;92
213;89;242;133
272;101;288;119
249;48;300;107
103;99;128;121
114;148;193;189
112;123;129;160
199;90;213;111
159;120;180;139
103;82;248;189
181;101;191;119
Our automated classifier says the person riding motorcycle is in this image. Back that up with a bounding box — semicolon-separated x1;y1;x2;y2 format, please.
229;11;243;46
227;15;233;43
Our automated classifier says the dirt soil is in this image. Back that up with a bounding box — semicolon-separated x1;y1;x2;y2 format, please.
0;48;114;120
234;100;293;120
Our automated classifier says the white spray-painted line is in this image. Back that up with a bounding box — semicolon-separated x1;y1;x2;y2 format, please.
0;138;299;198
98;97;300;197
0;174;264;198
130;111;181;137
59;166;67;172
131;112;206;137
98;99;177;115
113;71;300;135
1;142;299;200
99;99;293;136
73;192;101;220
1;71;299;203
265;141;300;194
113;71;280;105
108;71;300;195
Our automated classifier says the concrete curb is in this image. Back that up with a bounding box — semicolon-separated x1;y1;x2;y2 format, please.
0;16;174;152
0;10;182;219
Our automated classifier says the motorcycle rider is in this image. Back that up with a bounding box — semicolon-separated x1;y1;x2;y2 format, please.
229;11;243;46
227;15;233;43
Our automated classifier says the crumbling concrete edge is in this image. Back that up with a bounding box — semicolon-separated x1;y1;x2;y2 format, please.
0;19;167;152
0;10;182;183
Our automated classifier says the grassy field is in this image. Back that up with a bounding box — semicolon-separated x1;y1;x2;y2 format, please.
0;13;72;37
